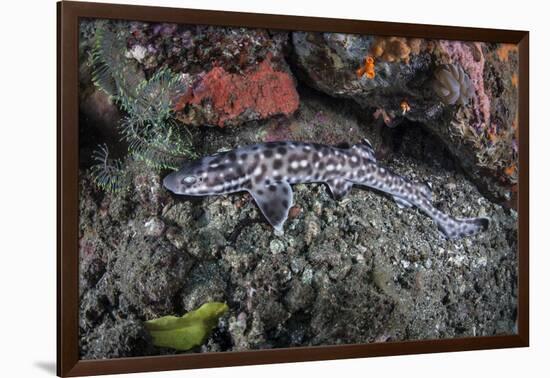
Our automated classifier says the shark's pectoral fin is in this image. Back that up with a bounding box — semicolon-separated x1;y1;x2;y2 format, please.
393;196;413;209
326;180;353;201
248;181;293;232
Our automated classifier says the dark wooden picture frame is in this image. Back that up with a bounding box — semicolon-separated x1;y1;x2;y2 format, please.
57;1;529;376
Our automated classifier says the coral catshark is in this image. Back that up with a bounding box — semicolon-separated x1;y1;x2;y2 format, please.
163;140;489;239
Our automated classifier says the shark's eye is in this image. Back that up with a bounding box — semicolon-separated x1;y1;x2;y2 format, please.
182;176;197;184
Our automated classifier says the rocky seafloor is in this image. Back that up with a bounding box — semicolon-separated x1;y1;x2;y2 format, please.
78;86;518;359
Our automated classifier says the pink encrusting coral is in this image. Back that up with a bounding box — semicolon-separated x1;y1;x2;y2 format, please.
174;55;300;127
438;40;491;130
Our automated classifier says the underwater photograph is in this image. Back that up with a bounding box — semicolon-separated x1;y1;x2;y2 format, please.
77;18;519;359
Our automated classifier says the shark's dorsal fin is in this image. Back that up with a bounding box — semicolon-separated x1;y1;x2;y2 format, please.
248;181;293;232
352;138;377;162
361;137;373;149
416;181;433;201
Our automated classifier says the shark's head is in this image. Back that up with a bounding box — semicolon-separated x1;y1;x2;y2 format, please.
163;159;207;195
163;152;239;195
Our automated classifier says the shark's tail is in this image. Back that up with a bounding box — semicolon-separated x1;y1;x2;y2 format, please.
407;182;489;239
436;216;490;239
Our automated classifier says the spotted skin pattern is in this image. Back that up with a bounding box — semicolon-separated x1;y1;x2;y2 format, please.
163;140;489;238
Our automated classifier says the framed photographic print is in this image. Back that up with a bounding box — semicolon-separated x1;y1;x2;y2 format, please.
57;1;529;376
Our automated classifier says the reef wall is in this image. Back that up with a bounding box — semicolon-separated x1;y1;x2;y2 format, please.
78;20;518;358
